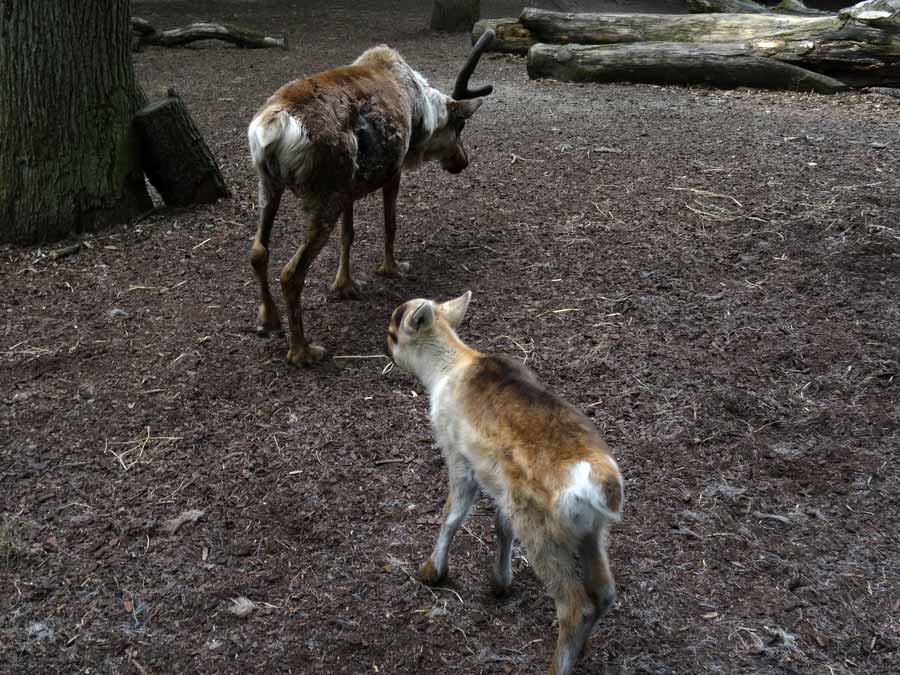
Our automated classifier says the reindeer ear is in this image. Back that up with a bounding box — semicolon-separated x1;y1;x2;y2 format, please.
439;291;472;329
448;98;483;120
408;301;435;332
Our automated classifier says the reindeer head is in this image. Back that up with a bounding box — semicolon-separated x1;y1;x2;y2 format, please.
385;292;472;379
420;31;494;175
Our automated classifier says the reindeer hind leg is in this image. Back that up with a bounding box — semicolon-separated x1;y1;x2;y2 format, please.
280;200;340;366
527;536;596;675
251;177;284;336
330;201;363;300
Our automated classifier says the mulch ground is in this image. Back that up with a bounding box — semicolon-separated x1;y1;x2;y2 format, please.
2;1;899;673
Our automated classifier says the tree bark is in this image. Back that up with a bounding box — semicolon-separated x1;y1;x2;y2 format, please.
519;7;900;87
132;19;287;50
0;0;152;243
134;95;230;207
431;0;481;32
472;18;537;54
527;41;849;93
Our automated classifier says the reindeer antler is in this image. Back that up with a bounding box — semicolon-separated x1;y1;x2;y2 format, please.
452;29;495;101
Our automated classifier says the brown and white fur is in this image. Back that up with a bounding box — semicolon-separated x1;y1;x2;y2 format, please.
247;33;493;367
385;292;623;675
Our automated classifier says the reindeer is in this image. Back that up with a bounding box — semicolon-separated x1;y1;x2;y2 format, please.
247;31;495;367
385;292;624;675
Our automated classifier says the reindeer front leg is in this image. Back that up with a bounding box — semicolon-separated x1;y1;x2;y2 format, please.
331;201;362;300
421;454;478;585
280;203;339;366
375;172;409;277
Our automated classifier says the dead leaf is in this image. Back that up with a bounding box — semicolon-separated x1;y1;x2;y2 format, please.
228;596;256;618
159;509;204;535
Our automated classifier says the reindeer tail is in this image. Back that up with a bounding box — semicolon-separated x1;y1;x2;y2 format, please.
247;107;310;182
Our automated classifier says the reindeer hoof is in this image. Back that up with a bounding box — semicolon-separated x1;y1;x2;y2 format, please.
256;320;283;337
286;344;327;367
490;576;513;598
329;279;363;300
256;305;282;337
420;560;447;586
375;260;410;278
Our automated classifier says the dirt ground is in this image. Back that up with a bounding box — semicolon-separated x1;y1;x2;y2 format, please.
2;1;899;673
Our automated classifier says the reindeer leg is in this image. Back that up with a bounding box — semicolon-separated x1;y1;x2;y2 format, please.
279;202;339;367
577;529;617;658
375;172;409;277
421;454;478;585
251;178;284;336
491;509;515;596
525;536;597;675
330;201;362;300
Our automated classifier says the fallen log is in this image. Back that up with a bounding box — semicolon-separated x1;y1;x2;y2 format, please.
472;18;536;53
134;93;230;207
132;17;287;49
519;7;900;86
687;0;833;14
840;0;900;32
519;7;837;44
687;0;769;13
527;41;849;93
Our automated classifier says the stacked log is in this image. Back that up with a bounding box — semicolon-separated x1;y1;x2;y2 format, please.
471;0;900;91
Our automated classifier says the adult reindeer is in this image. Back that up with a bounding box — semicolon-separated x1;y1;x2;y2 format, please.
247;31;495;367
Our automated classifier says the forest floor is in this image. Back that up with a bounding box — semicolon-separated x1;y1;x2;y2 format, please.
2;1;899;673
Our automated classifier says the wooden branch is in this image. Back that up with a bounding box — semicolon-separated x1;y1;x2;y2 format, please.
527;41;849;94
472;18;536;54
131;17;287;49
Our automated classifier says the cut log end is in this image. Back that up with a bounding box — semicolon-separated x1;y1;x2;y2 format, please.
472;18;536;54
134;96;230;207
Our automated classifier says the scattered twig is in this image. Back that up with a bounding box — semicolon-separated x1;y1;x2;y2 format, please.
374;455;413;466
48;243;81;261
670;186;743;207
332;354;390;360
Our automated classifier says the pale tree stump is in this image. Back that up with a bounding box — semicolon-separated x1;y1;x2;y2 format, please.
431;0;480;32
134;93;230;207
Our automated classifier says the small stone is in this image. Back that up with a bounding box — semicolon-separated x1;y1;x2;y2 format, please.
108;308;129;319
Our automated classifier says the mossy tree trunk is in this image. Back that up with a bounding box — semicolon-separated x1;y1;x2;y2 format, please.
0;0;152;244
431;0;481;32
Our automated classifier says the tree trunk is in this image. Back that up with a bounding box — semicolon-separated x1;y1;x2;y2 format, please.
431;0;481;32
527;41;848;93
0;0;152;244
472;18;537;54
134;95;230;207
519;7;900;87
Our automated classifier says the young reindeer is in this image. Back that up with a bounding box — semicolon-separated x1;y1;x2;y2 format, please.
385;292;624;675
247;32;494;367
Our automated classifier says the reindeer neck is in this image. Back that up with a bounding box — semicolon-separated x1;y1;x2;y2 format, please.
416;325;479;393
